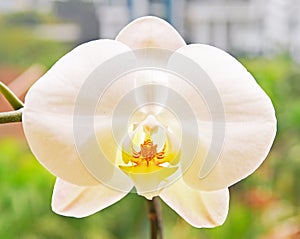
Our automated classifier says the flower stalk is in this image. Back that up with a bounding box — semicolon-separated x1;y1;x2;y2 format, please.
0;82;23;124
0;81;24;110
147;197;163;239
0;108;23;124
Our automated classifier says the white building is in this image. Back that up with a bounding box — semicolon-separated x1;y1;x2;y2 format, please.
1;0;300;59
94;0;300;59
0;0;52;13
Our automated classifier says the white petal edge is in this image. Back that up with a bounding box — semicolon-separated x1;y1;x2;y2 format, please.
23;40;132;186
171;44;277;190
116;16;186;51
52;178;131;218
159;178;229;228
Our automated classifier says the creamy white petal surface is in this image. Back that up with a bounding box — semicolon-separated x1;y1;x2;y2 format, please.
173;44;277;191
52;178;131;217
159;179;229;228
116;16;186;50
23;40;132;186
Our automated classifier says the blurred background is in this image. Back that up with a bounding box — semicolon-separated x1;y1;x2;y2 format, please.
0;0;300;238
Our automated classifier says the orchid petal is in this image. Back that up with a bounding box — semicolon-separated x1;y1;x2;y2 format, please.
171;44;276;190
23;40;132;186
116;16;186;51
159;179;229;228
52;178;131;218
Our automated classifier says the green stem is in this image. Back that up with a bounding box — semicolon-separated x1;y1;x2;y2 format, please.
147;197;163;239
0;108;23;124
0;81;24;110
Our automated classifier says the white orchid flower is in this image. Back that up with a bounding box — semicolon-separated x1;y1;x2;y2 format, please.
22;16;276;228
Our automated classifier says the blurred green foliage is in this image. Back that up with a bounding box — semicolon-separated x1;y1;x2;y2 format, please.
0;12;71;69
0;139;149;239
0;10;300;239
3;11;60;26
242;56;300;208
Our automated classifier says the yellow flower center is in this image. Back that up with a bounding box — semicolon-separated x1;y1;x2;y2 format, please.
119;116;180;174
130;126;166;166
